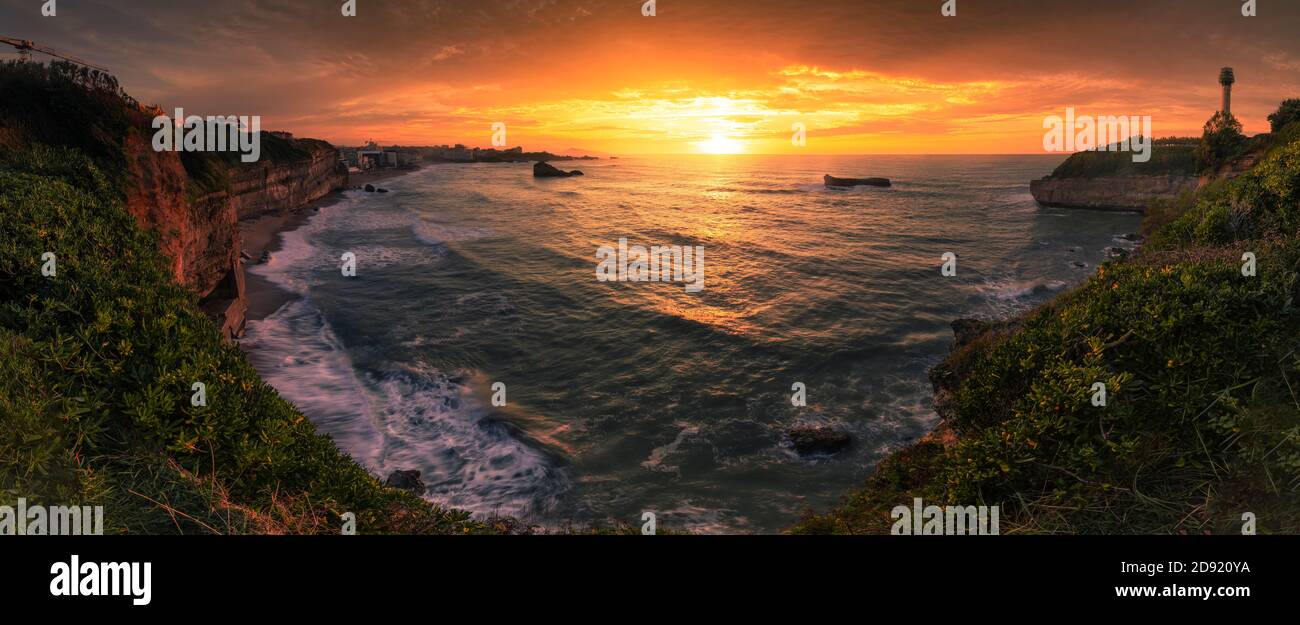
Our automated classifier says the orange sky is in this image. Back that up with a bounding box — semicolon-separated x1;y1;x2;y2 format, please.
4;0;1300;154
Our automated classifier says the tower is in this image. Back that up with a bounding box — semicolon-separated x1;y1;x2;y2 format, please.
1219;67;1235;116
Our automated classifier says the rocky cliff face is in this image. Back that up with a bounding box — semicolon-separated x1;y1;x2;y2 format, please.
1029;175;1201;212
225;141;345;220
122;132;345;340
122;130;241;298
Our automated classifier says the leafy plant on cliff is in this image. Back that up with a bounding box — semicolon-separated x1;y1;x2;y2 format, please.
1157;124;1300;247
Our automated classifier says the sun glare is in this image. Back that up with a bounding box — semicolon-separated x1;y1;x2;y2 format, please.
696;133;745;154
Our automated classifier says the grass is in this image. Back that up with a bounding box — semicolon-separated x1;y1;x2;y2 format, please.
1044;138;1199;179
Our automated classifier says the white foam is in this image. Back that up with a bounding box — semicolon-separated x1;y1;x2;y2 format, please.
243;190;563;519
368;369;567;518
242;298;386;469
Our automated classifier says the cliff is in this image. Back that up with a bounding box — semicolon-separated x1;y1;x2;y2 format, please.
119;134;345;341
1029;139;1269;212
1;60;484;535
184;138;347;340
224;139;346;220
1;62;345;341
1029;174;1200;211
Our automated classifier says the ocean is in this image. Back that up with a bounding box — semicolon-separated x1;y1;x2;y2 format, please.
239;154;1142;533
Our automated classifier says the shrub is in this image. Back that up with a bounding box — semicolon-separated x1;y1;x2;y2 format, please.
1268;99;1300;133
1196;111;1246;173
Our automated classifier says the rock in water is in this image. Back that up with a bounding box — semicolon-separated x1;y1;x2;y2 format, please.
787;426;852;456
364;183;376;192
824;174;891;188
384;469;425;493
534;161;583;177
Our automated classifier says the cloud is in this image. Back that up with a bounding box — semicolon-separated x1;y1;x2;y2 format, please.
2;0;1296;150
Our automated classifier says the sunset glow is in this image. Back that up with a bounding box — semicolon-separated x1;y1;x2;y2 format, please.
697;133;745;154
4;1;1298;153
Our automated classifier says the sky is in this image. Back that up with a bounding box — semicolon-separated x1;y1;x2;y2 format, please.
2;0;1299;154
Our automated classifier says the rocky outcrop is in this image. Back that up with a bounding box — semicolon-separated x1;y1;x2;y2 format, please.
1029;175;1200;212
534;161;583;177
786;426;852;456
384;469;425;493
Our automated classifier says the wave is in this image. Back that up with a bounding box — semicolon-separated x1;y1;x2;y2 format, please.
244;298;566;519
247;198;343;296
368;367;568;518
972;277;1068;318
243;191;563;519
242;299;386;469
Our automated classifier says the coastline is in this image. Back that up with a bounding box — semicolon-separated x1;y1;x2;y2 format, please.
350;165;422;188
239;164;425;323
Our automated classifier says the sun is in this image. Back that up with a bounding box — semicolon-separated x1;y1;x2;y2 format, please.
696;132;745;154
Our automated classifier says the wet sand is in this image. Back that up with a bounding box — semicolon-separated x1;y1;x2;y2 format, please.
240;206;314;322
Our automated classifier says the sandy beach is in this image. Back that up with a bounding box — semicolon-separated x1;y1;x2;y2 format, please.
239;164;424;322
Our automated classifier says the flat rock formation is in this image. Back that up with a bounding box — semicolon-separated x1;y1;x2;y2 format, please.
824;174;891;188
225;140;347;220
1029;175;1200;212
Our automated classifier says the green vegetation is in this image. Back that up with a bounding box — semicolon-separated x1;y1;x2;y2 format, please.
1045;138;1199;179
795;121;1300;535
1155;122;1300;248
0;61;492;534
1268;99;1300;133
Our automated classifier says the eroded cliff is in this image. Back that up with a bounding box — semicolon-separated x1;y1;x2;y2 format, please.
118;132;345;340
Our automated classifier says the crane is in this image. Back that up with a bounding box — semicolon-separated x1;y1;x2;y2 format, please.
1;36;110;73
